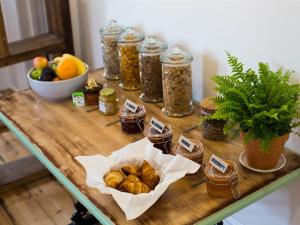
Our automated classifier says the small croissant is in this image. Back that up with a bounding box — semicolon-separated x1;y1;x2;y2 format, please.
120;181;150;194
104;170;125;188
121;165;141;177
141;160;160;190
118;174;140;191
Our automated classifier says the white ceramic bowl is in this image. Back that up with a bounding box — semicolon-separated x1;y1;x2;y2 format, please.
27;64;89;101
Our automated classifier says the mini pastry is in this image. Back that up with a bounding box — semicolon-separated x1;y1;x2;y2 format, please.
141;160;160;190
121;165;141;177
120;181;150;194
118;174;140;191
104;170;125;188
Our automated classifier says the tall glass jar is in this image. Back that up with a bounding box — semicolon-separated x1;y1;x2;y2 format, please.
138;36;167;102
118;27;144;90
100;20;124;80
160;47;193;117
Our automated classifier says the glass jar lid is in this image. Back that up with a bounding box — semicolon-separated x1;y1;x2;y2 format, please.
119;104;146;119
118;27;145;43
172;140;204;159
100;87;115;97
160;46;193;64
144;123;173;139
100;20;124;35
138;36;167;53
205;160;238;180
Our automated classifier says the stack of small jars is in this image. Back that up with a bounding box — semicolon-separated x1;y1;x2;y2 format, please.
100;20;194;118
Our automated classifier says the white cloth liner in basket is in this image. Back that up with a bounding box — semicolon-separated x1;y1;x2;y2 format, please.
75;138;200;220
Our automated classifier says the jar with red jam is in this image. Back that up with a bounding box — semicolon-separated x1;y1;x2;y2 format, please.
83;79;103;105
171;139;204;166
204;160;240;199
144;123;173;154
119;104;146;134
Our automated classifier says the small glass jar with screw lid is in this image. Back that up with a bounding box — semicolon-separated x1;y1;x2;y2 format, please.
100;20;124;80
118;27;145;90
99;88;118;115
138;36;167;103
160;46;194;117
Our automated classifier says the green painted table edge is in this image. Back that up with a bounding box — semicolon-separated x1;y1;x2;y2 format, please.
1;111;300;225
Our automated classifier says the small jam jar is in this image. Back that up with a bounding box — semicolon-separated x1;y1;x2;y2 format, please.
119;104;146;134
99;88;118;115
144;123;173;154
204;160;240;199
171;139;204;166
83;80;103;105
200;97;226;141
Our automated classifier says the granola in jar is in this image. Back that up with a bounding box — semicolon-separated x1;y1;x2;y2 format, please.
139;36;167;102
118;27;144;90
160;47;194;117
100;20;124;80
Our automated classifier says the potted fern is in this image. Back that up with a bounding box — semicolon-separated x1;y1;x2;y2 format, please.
209;53;300;170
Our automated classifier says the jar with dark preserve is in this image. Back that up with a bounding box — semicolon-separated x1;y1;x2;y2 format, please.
144;123;173;154
99;88;118;115
118;27;145;90
100;20;124;80
204;160;240;199
160;46;194;117
82;79;103;105
138;36;167;103
119;104;146;134
171;139;204;167
200;97;226;141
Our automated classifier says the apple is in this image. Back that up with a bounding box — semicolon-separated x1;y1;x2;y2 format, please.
33;56;48;69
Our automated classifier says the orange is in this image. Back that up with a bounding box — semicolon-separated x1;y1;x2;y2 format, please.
56;58;79;80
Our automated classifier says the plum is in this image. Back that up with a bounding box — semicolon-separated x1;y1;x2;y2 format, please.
39;67;56;81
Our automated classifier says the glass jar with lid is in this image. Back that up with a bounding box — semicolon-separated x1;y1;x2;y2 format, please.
118;27;145;90
99;88;118;115
100;20;124;80
200;97;226;141
144;123;173;154
160;46;193;117
204;160;240;199
138;36;167;102
119;104;146;134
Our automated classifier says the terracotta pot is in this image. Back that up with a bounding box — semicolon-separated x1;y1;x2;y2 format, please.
240;132;289;170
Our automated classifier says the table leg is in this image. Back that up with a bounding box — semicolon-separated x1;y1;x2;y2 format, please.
69;201;100;225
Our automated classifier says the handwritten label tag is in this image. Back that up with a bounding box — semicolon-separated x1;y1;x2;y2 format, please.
209;154;229;173
150;117;165;133
178;135;195;152
124;99;138;113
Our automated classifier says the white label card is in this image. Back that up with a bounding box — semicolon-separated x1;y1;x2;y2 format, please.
209;154;229;173
178;135;195;152
150;117;165;133
124;99;138;113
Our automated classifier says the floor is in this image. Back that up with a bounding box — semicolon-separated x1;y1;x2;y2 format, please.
0;130;74;225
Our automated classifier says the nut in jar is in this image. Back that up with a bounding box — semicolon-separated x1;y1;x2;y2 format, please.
100;20;124;80
118;27;144;90
160;46;194;117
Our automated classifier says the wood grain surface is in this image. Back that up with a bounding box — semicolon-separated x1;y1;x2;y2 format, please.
0;69;300;225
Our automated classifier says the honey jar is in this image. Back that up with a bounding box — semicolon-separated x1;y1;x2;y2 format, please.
204;160;240;199
119;104;146;134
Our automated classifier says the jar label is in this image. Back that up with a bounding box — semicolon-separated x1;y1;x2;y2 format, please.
99;101;114;114
124;99;138;113
150;117;165;133
209;154;229;173
178;135;195;152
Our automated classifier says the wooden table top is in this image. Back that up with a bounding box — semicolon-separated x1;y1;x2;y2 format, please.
1;69;300;225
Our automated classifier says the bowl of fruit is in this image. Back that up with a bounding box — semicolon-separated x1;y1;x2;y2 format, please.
27;54;89;101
